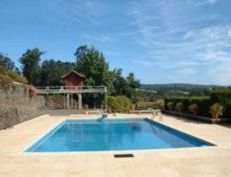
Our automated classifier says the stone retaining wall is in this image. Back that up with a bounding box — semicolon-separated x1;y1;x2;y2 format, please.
0;83;45;130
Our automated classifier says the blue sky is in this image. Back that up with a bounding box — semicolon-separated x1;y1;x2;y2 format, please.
0;0;231;85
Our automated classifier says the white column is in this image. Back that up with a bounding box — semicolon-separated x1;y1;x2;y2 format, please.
105;93;107;109
63;95;66;109
78;94;82;109
70;94;73;109
67;94;70;109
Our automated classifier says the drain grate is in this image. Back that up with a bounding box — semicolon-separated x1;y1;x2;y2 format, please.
114;154;134;158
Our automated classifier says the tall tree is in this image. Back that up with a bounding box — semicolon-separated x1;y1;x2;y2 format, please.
127;72;140;89
74;45;88;60
20;48;43;85
40;59;75;86
0;53;15;71
111;68;129;96
111;69;140;101
127;72;140;101
74;45;113;92
74;45;115;107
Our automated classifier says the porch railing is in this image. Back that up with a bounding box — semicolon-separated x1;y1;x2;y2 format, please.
36;86;107;94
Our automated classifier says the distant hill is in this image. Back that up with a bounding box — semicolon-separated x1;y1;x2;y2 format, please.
140;83;217;90
139;83;222;98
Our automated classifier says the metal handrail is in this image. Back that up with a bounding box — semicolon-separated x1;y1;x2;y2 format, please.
130;108;162;119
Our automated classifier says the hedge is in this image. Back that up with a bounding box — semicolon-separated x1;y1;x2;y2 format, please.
165;96;211;117
165;90;231;118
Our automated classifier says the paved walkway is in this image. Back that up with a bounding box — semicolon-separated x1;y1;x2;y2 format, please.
0;114;230;177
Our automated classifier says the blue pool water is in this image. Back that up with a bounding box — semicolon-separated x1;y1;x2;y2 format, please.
26;118;213;152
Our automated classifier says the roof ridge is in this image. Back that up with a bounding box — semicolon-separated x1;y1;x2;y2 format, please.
61;70;86;79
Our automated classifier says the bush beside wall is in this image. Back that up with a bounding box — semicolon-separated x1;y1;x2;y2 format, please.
108;96;133;113
0;66;27;87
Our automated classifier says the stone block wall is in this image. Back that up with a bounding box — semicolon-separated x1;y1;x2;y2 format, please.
0;83;45;130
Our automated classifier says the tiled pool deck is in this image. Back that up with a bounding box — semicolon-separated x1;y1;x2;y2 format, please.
0;114;230;177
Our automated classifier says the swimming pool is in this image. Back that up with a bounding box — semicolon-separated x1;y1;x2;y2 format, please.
26;118;213;152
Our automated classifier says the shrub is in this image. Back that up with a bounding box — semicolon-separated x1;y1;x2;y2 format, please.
188;103;199;115
83;104;89;109
136;99;164;110
108;96;133;113
0;74;13;90
0;66;7;75
7;71;27;84
157;99;165;110
175;102;184;112
45;95;65;109
210;103;223;121
0;66;27;90
167;101;175;110
210;89;231;118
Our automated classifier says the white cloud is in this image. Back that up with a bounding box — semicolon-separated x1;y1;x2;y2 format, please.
228;28;231;37
132;60;156;66
119;26;161;36
44;0;105;26
82;34;113;43
127;0;231;85
43;0;230;85
195;0;219;6
207;0;219;4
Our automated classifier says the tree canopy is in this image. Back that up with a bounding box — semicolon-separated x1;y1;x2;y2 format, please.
75;46;110;85
1;46;141;103
20;48;44;85
0;53;15;71
40;59;75;86
75;45;114;93
111;69;140;101
74;45;140;98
